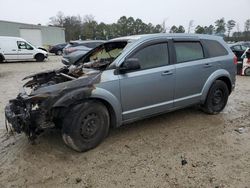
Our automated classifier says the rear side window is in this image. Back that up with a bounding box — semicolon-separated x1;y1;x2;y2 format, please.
174;42;204;63
203;40;228;57
85;42;103;48
132;43;169;70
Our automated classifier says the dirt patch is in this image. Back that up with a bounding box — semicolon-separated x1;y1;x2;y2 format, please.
0;57;250;187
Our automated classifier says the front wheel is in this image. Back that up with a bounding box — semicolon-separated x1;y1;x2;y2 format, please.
202;80;229;115
62;101;110;152
244;67;250;76
35;54;45;62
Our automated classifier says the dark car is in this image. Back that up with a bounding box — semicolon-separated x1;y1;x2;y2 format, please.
237;41;250;48
229;44;248;61
49;43;67;55
62;40;105;65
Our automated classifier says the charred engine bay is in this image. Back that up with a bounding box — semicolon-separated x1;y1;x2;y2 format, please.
22;57;114;91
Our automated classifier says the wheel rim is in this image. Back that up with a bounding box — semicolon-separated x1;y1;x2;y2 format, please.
80;113;100;139
212;89;223;105
245;68;250;76
57;51;62;55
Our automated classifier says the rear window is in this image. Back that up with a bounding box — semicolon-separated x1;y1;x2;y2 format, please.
203;40;228;57
174;42;204;63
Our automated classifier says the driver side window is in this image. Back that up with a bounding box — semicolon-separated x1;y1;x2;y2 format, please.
131;43;169;70
17;41;33;50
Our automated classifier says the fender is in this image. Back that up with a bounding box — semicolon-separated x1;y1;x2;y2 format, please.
90;87;123;127
201;69;232;102
53;87;122;127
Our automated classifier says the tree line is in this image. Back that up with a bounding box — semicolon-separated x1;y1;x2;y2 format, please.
49;12;250;42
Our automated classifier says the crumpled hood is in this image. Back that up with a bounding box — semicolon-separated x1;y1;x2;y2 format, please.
31;72;101;96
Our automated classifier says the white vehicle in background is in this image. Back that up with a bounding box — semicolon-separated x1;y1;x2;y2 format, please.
241;48;250;76
0;36;48;63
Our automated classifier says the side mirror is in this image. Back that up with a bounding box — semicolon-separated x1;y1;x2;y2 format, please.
118;58;141;74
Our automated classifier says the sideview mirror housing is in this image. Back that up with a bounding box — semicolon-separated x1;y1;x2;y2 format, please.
118;58;141;74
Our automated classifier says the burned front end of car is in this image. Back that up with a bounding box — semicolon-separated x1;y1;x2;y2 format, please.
4;66;101;141
5;90;53;140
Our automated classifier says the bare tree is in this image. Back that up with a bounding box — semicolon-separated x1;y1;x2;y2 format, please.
188;20;194;33
49;11;64;27
245;19;250;32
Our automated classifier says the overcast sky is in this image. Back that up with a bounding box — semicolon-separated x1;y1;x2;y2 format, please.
0;0;249;32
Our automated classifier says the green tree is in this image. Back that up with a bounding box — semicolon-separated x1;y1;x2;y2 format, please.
215;18;226;36
205;25;214;35
226;20;236;37
195;25;205;34
177;25;185;33
170;25;178;33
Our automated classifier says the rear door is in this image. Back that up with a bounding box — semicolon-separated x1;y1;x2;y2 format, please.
2;39;18;60
173;39;212;107
119;40;175;121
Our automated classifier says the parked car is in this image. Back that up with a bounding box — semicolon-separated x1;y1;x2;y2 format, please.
0;36;48;62
241;48;250;76
62;40;105;65
5;34;236;152
229;43;248;61
49;43;67;55
237;41;250;48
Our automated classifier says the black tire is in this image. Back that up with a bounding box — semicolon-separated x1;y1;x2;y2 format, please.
35;54;45;62
202;80;229;115
62;101;110;152
244;67;250;76
0;56;3;63
56;50;62;56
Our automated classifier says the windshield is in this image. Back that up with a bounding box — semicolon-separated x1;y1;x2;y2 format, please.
80;41;128;70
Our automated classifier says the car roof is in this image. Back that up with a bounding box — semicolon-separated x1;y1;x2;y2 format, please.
69;40;106;44
109;33;224;43
0;36;25;41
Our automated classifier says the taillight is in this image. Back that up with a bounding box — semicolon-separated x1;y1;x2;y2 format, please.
233;56;238;65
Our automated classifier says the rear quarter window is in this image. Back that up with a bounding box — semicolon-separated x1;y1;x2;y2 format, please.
203;40;228;57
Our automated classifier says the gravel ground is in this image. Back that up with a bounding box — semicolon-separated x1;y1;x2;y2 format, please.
0;56;250;188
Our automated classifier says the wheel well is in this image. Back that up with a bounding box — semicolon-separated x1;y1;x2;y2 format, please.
34;53;44;59
0;54;5;60
91;98;117;129
217;76;232;94
52;98;117;129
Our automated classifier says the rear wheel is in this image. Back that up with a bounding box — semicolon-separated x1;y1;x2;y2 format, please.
244;67;250;76
0;56;3;63
35;54;45;62
56;50;62;56
62;101;110;152
202;80;229;114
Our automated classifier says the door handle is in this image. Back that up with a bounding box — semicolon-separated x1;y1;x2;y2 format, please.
12;49;17;51
204;63;213;68
162;71;173;76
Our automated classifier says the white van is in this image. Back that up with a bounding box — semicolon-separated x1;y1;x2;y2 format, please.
0;36;48;62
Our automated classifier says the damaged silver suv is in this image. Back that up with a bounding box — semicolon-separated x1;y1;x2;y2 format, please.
5;34;236;152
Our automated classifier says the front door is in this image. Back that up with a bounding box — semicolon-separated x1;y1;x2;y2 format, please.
17;41;34;60
119;42;175;121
